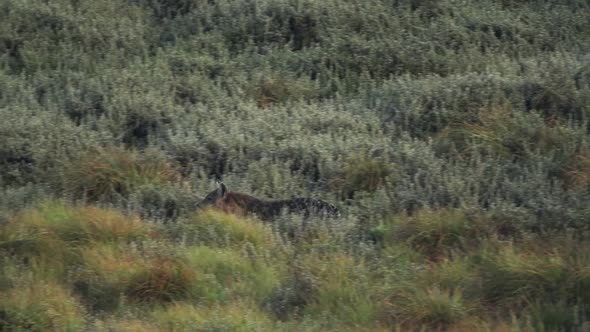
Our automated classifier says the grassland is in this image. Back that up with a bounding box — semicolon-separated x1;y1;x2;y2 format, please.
1;0;590;330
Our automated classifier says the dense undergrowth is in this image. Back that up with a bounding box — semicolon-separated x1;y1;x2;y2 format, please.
1;0;590;330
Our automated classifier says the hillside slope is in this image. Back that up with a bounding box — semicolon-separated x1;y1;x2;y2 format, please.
1;0;590;330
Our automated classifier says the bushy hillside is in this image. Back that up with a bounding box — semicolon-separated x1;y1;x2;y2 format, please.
1;0;590;330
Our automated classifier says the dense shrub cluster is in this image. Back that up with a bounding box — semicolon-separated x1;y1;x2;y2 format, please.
1;0;590;330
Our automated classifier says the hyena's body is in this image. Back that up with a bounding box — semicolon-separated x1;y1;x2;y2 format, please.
196;183;340;220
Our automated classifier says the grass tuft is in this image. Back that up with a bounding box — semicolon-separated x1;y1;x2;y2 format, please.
426;258;478;293
381;209;489;260
75;242;148;310
0;201;154;252
185;246;280;303
62;147;180;201
563;148;590;188
0;280;86;332
329;155;392;199
382;287;473;330
150;302;276;332
179;210;277;250
76;243;198;309
480;245;570;305
528;301;579;332
125;256;196;304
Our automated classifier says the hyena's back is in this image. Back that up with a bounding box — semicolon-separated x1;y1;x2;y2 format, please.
277;197;341;218
197;182;340;220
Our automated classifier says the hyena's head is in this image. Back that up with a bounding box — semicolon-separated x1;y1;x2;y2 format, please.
196;182;227;210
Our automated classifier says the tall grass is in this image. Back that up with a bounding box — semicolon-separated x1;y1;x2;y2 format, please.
61;147;181;201
0;280;86;332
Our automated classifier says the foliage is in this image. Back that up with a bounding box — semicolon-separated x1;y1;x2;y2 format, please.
62;147;181;201
184;246;281;303
381;287;474;330
0;280;86;332
149;302;276;332
1;0;590;329
177;209;277;249
377;209;491;259
328;155;392;199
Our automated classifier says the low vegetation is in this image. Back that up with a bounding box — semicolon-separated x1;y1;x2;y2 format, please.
2;202;589;330
2;0;590;330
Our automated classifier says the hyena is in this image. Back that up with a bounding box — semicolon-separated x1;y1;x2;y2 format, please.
196;183;340;220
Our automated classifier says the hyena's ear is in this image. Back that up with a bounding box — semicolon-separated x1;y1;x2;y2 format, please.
218;182;228;198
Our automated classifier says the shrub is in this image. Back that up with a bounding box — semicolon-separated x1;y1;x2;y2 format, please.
138;0;210;19
436;104;581;161
328;155;392;199
0;280;86;332
0;107;95;187
0;184;49;212
0;0;151;73
250;75;319;108
62;147;180;201
128;183;197;221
